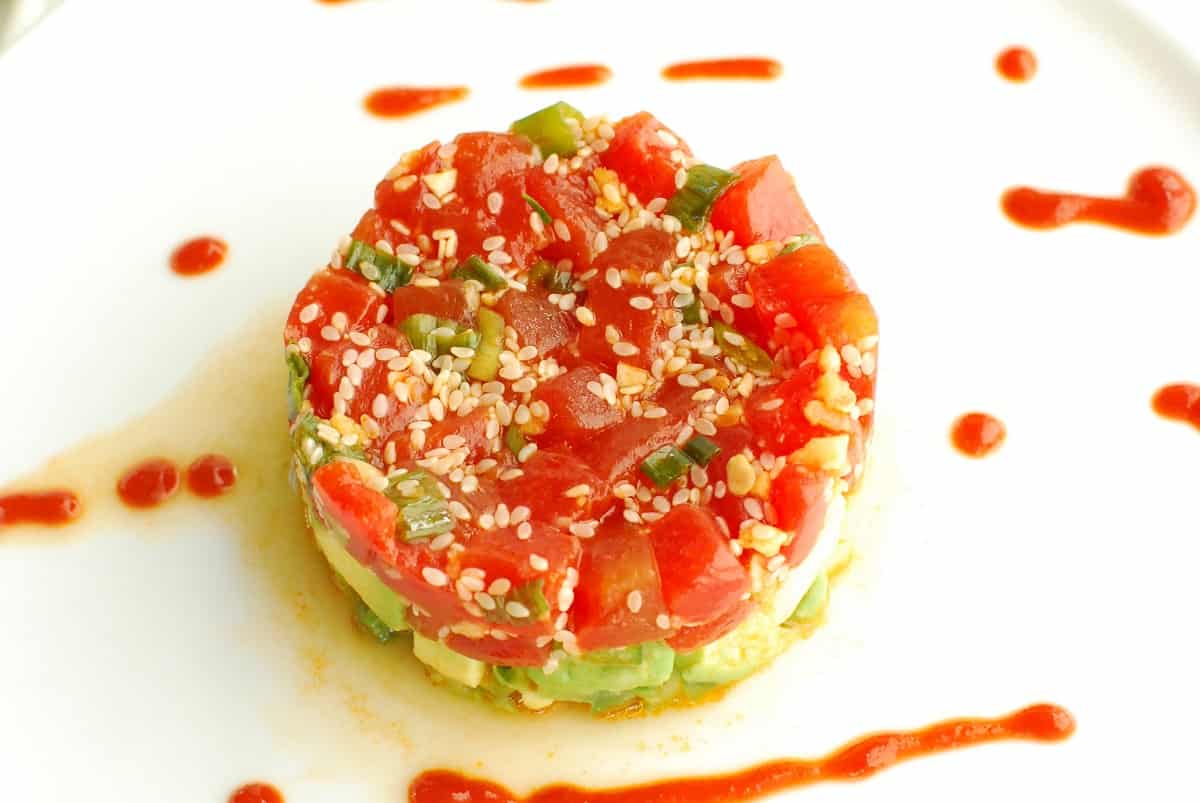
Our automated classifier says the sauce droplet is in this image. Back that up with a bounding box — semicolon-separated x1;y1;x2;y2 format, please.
996;46;1037;82
662;57;782;81
229;783;283;803
0;490;82;528
117;458;181;509
409;704;1074;803
951;412;1006;458
1152;383;1200;430
186;453;238;497
170;236;228;276
519;64;612;89
1002;166;1196;235
364;86;469;119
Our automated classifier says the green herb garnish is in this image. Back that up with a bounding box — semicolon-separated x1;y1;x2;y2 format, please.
286;350;309;421
682;435;721;467
511;101;585;158
452;255;510;292
712;321;774;375
345;239;413;292
640;445;694;489
666;164;739;232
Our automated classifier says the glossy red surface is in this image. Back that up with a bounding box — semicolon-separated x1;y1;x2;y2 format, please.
996;46;1037;81
1002;167;1196;235
1152;383;1200;430
170;236;227;276
951;413;1006;458
229;783;283;803
662;58;782;81
116;458;180;508
186;454;238;497
0;490;82;528
520;64;612;89
364;86;469;118
409;704;1075;802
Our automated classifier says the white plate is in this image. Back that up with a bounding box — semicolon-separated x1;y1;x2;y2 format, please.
2;1;1199;801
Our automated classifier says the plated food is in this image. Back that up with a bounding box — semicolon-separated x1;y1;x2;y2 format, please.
283;103;878;713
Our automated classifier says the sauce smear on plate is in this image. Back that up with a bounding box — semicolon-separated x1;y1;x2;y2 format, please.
951;413;1006;458
1152;383;1200;429
662;58;781;81
520;64;612;89
0;490;82;528
117;458;181;509
229;783;284;803
364;86;469;119
186;453;238;497
170;236;228;276
996;46;1037;82
409;704;1074;802
1002;166;1196;235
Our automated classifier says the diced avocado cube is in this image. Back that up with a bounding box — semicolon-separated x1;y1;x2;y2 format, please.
413;633;487;688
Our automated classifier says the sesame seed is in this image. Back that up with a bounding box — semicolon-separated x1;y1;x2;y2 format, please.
612;341;639;357
430;532;455;551
529;554;550;571
449;500;471;521
475;592;497;611
478;513;496;530
512;377;537;394
553;219;572;241
692;388;716;401
626;590;643;613
488;578;512;596
517;345;539;361
516;521;533;540
517;443;538;462
623;508;642;524
563;484;591;498
298;303;319;324
760;398;784;411
605;268;622;289
575;306;596;326
487;192;503;215
372;394;390;418
744;497;764;520
422;567;449;587
505;601;531;619
443;434;466;449
656;614;671;630
568;521;597;538
629;296;654;311
320;325;341;342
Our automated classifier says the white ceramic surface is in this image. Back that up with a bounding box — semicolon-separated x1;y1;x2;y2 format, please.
2;1;1198;800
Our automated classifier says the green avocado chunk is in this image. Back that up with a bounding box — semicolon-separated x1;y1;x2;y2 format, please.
413;633;487;688
312;517;410;632
502;642;676;703
677;610;791;686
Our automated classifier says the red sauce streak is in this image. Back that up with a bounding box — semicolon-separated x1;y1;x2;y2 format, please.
364;86;469;119
410;704;1074;803
169;236;228;276
1152;383;1200;430
186;453;238;498
1002;166;1196;235
229;783;283;803
520;64;612;89
0;490;82;528
117;458;181;509
996;46;1037;82
951;412;1006;458
662;58;782;82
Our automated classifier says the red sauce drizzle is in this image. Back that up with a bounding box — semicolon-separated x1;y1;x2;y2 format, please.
364;86;469;119
662;58;782;82
229;783;283;803
996;46;1037;82
0;490;82;528
951;412;1006;458
410;704;1073;803
1002;166;1196;235
1152;383;1200;430
520;64;612;89
186;454;238;497
169;236;228;276
117;458;181;509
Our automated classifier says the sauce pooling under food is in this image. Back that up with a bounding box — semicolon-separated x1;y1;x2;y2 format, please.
186;453;239;497
170;236;228;277
408;704;1075;802
519;64;612;89
996;46;1037;82
1002;167;1196;235
229;783;284;803
364;87;470;119
662;58;782;81
0;490;82;528
1152;383;1200;430
116;458;181;509
951;413;1006;458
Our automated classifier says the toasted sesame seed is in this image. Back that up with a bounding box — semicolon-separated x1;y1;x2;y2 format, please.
612;341;639;357
506;601;531;619
623;508;642;524
299;303;319;324
475;592;497;611
605;268;622;289
553;219;572;241
629;295;654;311
517;443;538;462
656;614;671;630
575;306;596;326
563;484;591;498
568;521;597;538
529;554;549;571
516;521;533;540
486;192;503;215
320;325;341;342
430;532;455;551
626;590;643;613
422;567;449;587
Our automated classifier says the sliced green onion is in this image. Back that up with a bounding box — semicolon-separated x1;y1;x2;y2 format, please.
398;495;455;541
452;255;509;292
290;413;366;477
433;319;462;355
355;600;395;643
468;307;505;381
286;350;309;421
789;573;829;624
547;271;574;293
780;233;820;255
511;101;584;158
665;165;739;232
345;239;413;292
640;445;694;489
402;313;439;354
523;194;552;225
510;579;550;621
681;295;703;325
528;259;554;286
712;321;774;376
450;329;480;351
505;424;527;456
682;435;721;467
